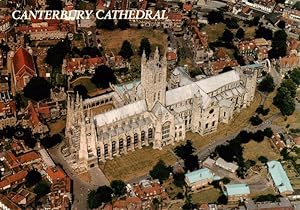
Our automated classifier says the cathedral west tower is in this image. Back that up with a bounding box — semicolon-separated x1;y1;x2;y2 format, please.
141;47;167;110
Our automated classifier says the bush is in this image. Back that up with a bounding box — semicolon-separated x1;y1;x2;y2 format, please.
250;115;263;126
258;156;268;163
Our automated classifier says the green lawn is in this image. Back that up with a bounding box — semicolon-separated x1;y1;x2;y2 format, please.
191;188;221;204
70;77;97;93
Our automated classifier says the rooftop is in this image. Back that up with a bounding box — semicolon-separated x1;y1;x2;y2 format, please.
185;168;216;184
267;160;293;194
224;184;250;196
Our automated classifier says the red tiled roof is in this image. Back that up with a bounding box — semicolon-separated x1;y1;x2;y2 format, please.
0;193;22;210
167;12;183;21
46;166;66;182
183;3;192;12
17;151;40;165
64;56;106;73
0;171;27;189
4;151;19;169
272;134;286;152
280;56;300;68
166;52;177;61
13;47;36;76
27;102;41;128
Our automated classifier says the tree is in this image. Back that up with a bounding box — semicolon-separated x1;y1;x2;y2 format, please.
273;87;295;116
117;20;130;30
207;11;224;24
255;194;279;202
236;28;245;39
217;194;228;205
96;19;115;30
184;155;199;172
220;66;233;74
275;0;285;3
258;74;275;92
263;127;273;138
277;20;286;29
110;180;126;197
40;134;62;149
294;2;300;10
87;186;113;208
119;40;134;59
73;85;88;100
269;30;287;59
258;156;268;163
173;172;185;188
289;68;300;85
46;0;62;10
174;140;195;160
138;38;151;58
149;160;170;183
91;65;117;88
26;170;42;187
34;181;50;197
221;29;234;43
45;39;71;68
250;115;263;126
281;79;297;98
225;18;239;29
255;27;273;40
24;77;51;101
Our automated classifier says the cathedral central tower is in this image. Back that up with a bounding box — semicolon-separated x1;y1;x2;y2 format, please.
141;47;167;110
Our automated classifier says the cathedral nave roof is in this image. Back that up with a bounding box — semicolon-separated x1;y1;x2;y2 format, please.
94;100;147;127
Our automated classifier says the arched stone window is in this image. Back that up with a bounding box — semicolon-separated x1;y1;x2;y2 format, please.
134;133;138;147
141;131;145;144
112;141;116;154
162;121;171;140
104;144;108;158
119;139;124;151
148;128;153;140
126;136;131;149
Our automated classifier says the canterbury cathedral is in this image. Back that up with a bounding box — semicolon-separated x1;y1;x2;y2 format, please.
63;48;258;173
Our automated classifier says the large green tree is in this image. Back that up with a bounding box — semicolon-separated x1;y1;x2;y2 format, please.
236;28;245;39
289;68;300;85
34;181;50;197
273;87;295;116
24;77;51;101
281;79;297;98
26;170;42;187
258;74;275;92
138;38;151;58
149;160;170;183
119;40;134;59
91;65;117;88
110;180;126;197
269;30;287;59
88;186;113;209
174;140;195;160
45;38;71;68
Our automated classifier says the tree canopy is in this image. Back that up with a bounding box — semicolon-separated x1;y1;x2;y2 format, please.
117;20;130;30
174;140;195;160
34;181;50;197
207;11;224;24
119;40;134;59
255;27;273;40
221;29;234;43
24;77;51;101
45;39;71;68
225;18;239;29
88;186;113;209
236;28;245;39
46;0;62;10
281;79;297;98
73;85;88;100
258;74;275;92
26;170;42;187
91;65;117;88
289;68;300;85
40;134;62;149
149;160;170;183
96;19;115;30
273;87;295;116
138;38;151;58
184;154;199;172
111;180;127;197
269;30;287;59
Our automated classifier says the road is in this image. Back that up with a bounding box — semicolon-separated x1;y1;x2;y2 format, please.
48;145;109;210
